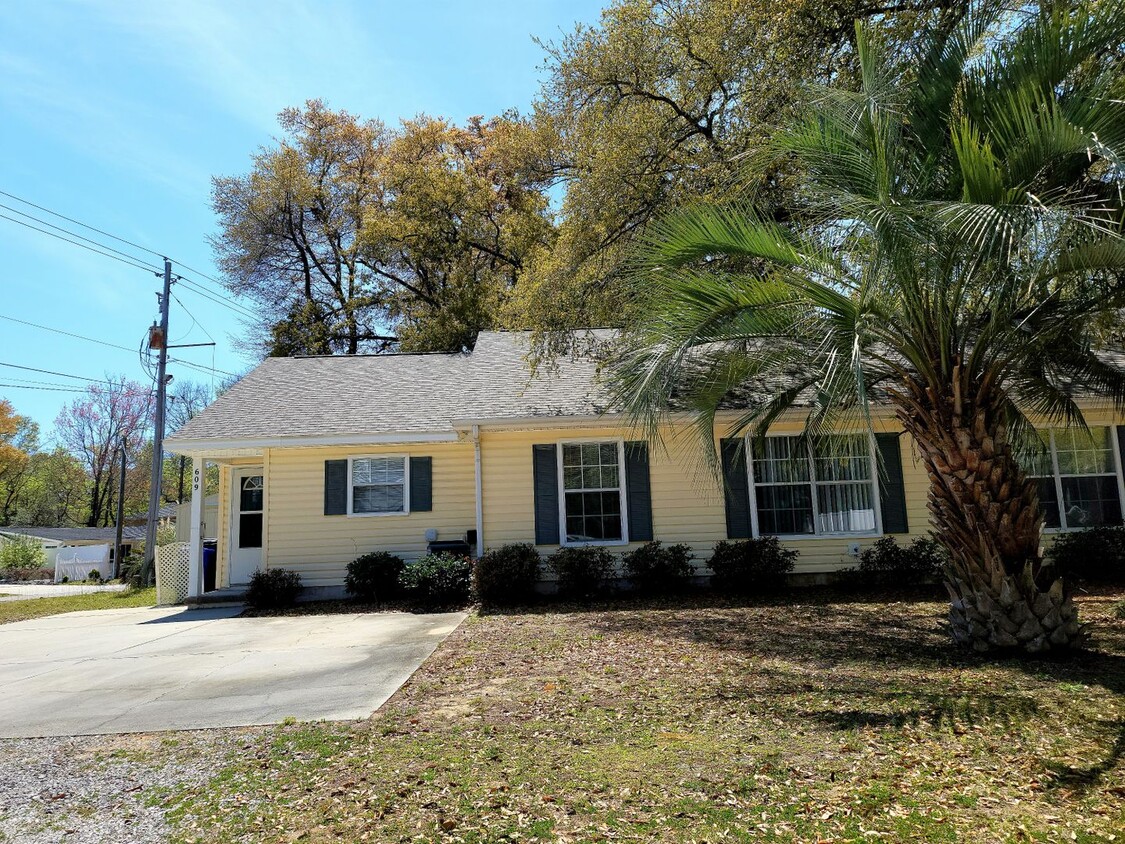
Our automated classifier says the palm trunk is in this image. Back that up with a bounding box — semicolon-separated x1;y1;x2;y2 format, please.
893;372;1086;654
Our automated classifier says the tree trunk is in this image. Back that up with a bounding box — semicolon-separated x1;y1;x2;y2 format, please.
893;372;1087;654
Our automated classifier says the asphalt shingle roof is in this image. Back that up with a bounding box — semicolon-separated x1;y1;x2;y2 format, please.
167;331;618;444
165;330;1125;447
0;526;147;542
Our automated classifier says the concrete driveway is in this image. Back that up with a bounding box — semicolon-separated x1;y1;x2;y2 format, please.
0;606;465;737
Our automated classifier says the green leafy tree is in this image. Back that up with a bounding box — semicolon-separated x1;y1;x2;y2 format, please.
616;2;1125;654
212;101;553;356
0;534;45;571
507;0;966;344
11;448;89;527
0;399;39;525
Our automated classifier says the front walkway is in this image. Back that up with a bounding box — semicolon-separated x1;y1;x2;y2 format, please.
0;606;466;737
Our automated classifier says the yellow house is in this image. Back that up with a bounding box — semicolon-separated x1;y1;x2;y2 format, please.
164;331;1125;599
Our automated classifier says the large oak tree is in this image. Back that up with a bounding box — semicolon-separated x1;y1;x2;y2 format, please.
212;101;554;355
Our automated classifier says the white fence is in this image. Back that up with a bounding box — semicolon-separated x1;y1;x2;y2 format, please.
155;542;191;606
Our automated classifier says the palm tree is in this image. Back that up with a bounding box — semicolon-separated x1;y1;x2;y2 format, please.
615;1;1125;653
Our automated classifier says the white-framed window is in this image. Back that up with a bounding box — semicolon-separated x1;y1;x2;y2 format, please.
1025;428;1124;530
748;434;880;537
348;456;409;516
558;440;628;545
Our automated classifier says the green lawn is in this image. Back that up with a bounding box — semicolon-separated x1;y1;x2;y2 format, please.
155;590;1125;843
0;586;157;624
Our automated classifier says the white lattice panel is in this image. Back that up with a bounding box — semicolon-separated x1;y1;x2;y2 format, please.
156;542;191;606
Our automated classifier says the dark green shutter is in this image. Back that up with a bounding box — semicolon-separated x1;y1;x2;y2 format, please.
1117;428;1125;526
624;441;653;542
720;438;752;539
324;459;348;515
876;433;909;534
532;444;560;545
409;456;432;512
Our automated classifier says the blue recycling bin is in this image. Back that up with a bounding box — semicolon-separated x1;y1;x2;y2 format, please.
202;543;217;592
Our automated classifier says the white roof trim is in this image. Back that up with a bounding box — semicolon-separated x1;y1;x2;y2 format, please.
452;413;625;431
165;429;460;455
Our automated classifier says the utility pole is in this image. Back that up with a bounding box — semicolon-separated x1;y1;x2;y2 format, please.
113;437;127;579
142;257;172;584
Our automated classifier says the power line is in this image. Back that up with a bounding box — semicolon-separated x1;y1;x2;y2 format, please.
0;382;85;393
0;201;161;271
0;313;238;379
0;313;136;353
174;276;257;320
0;188;255;313
168;355;238;380
0;188;165;260
0;361;121;386
0;212;158;275
170;292;215;343
0;375;91;388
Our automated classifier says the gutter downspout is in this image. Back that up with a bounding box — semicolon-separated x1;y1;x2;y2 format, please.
472;424;484;558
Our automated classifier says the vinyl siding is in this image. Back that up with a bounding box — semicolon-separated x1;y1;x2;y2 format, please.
480;420;934;574
205;412;1123;585
263;441;476;587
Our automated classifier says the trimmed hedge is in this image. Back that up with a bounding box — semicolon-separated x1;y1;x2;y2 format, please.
1046;525;1125;585
400;553;472;607
548;546;615;599
709;537;797;594
474;543;540;606
245;568;302;609
844;536;947;587
345;551;405;602
622;541;694;594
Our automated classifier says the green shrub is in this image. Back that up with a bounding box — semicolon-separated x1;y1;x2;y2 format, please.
119;553;146;587
156;523;178;547
1046;525;1125;585
622;541;694;594
547;546;616;599
245;568;302;609
844;535;947;587
708;537;797;594
87;569;102;583
345;551;405;602
0;535;45;571
473;543;540;606
1114;600;1125;621
399;553;472;607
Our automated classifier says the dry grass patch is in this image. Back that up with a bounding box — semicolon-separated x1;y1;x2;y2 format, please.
162;591;1125;843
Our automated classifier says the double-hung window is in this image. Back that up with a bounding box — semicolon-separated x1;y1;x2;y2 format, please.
1025;428;1123;530
349;456;408;515
560;441;626;544
750;435;878;536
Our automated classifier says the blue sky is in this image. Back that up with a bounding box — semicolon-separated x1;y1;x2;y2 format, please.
0;0;603;436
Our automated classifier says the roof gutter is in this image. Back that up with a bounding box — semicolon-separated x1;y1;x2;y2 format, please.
164;429;460;455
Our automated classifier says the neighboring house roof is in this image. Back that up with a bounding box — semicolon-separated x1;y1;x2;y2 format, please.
167;330;617;447
0;526;146;543
124;503;178;522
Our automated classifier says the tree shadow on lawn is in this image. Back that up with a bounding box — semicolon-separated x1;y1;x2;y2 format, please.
581;591;1125;791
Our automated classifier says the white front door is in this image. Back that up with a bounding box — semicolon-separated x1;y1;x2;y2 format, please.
230;468;264;585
